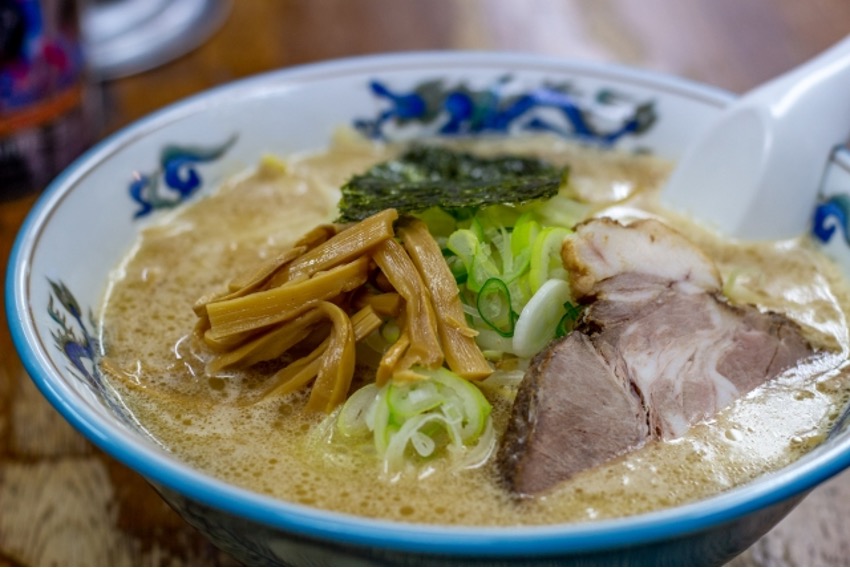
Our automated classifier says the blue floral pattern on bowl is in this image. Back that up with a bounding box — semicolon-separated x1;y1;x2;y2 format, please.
129;135;237;219
812;193;850;246
809;148;850;278
354;77;657;145
47;279;135;426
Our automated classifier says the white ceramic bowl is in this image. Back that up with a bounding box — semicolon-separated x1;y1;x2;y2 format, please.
8;52;850;566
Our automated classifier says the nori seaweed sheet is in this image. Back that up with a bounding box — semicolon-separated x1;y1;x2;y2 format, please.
337;145;567;222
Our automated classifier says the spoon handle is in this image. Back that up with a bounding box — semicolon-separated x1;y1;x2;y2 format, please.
749;35;850;115
664;35;850;240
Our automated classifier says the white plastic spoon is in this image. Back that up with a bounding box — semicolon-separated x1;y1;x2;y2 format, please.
663;35;850;241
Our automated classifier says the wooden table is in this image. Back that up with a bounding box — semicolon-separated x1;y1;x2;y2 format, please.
2;1;850;564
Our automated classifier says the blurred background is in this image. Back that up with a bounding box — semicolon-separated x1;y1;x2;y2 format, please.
2;0;850;565
91;0;850;130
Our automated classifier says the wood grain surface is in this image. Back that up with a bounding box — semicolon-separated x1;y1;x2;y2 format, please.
3;1;850;565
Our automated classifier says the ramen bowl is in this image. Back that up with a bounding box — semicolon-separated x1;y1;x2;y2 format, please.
8;52;850;566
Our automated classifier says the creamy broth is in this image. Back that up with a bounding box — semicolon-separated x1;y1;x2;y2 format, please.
98;133;850;525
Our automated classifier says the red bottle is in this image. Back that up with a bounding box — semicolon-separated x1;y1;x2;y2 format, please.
1;0;94;198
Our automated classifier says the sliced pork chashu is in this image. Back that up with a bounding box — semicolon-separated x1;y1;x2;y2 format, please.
497;218;816;496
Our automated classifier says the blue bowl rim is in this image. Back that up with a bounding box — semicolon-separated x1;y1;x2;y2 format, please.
7;50;850;558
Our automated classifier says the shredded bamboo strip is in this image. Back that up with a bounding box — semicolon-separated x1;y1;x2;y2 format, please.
203;327;264;352
398;218;493;380
204;256;370;341
226;245;308;293
193;246;308;317
306;303;356;413
256;351;320;401
205;307;327;373
352;291;403;318
372;238;444;377
266;225;339;288
283;208;398;280
193;206;498;412
295;223;339;249
375;330;410;386
257;305;383;407
193;271;310;345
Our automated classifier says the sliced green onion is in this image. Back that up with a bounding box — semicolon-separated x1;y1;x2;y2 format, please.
440;196;581;356
474;328;516;353
446;228;478;264
513;278;573;358
451;418;496;470
555;301;582;338
446;229;499;292
337;368;493;472
444;253;468;284
383;413;459;471
531;193;590;229
411;430;437;457
474;204;522;236
371;384;395;455
469;216;488;242
508;212;540;279
476;277;517;337
507;276;532;315
529;227;571;293
387;380;442;418
490;227;513;277
432;369;490;440
414;207;458;241
337;383;379;438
